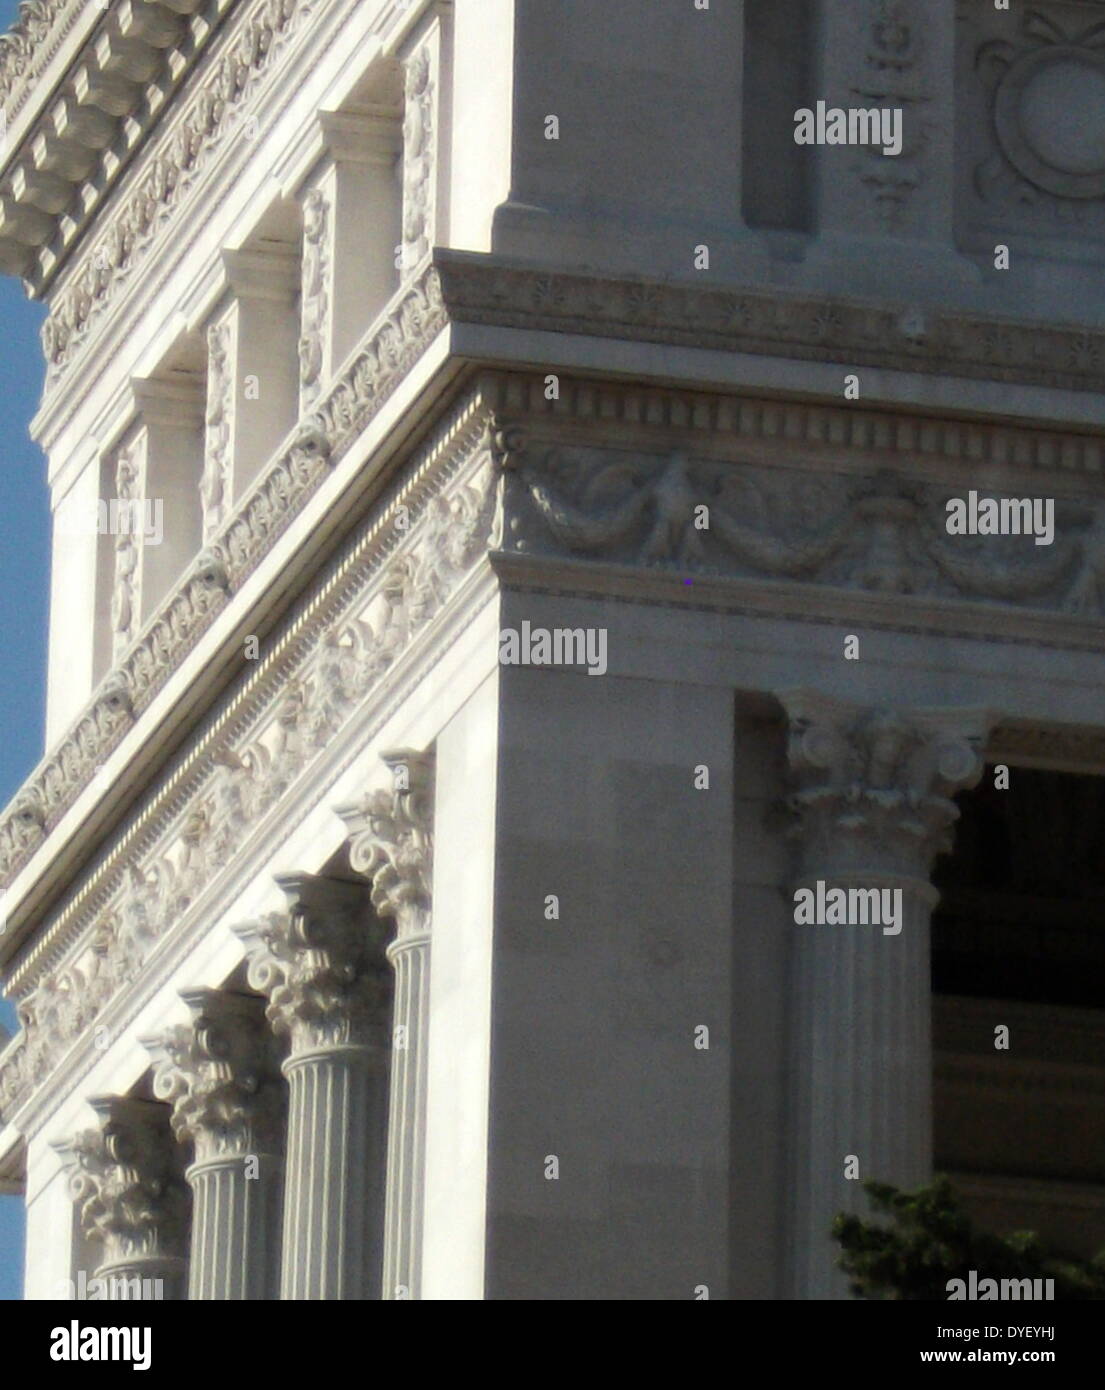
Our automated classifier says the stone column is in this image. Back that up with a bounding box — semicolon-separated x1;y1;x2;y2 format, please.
234;874;390;1300
144;989;285;1301
780;691;991;1300
56;1096;190;1301
337;749;434;1301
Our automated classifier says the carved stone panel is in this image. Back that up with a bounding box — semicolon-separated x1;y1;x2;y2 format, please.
958;0;1105;256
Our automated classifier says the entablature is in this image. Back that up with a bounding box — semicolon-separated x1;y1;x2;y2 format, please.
4;253;1105;1135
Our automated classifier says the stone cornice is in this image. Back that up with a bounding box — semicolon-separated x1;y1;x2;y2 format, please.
435;251;1105;398
0;0;238;286
34;0;439;378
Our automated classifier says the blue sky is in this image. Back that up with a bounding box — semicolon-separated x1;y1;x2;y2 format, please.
0;0;51;1298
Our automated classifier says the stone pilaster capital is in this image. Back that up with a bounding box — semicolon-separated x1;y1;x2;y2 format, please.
232;874;389;1054
336;750;434;942
779;690;994;878
54;1096;189;1262
143;989;284;1163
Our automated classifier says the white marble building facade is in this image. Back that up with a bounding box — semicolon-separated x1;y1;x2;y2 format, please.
0;0;1103;1300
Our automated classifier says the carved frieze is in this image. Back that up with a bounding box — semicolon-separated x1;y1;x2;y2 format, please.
202;320;234;543
401;43;435;273
110;440;143;659
504;444;1105;618
41;0;318;371
298;187;330;406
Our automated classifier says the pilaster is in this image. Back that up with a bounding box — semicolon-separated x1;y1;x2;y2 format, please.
202;247;299;539
298;109;402;411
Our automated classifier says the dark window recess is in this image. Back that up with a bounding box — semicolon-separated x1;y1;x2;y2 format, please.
742;0;814;233
932;767;1105;1009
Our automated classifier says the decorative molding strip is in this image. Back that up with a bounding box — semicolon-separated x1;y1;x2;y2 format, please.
0;0;233;283
0;0;83;115
0;262;446;890
0;386;492;1123
36;0;310;340
475;363;1105;480
435;251;1105;395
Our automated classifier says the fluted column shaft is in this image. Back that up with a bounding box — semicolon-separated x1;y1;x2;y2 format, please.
187;1154;282;1300
235;873;391;1301
145;989;284;1301
280;1045;389;1300
382;929;431;1297
339;748;435;1300
780;691;990;1300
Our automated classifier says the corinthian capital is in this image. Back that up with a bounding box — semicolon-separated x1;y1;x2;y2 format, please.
336;750;434;942
232;874;389;1054
55;1096;189;1263
779;690;993;877
143;990;284;1163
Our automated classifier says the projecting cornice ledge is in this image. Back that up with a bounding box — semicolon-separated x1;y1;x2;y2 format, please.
433;250;1105;401
0;0;237;285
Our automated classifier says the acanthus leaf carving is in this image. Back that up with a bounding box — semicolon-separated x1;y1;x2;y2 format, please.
233;873;390;1053
780;689;992;878
145;989;284;1162
338;750;434;943
55;1096;190;1265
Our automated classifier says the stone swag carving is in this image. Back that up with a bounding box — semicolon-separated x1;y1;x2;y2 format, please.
505;448;1104;616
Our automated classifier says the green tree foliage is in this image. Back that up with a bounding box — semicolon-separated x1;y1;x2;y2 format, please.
832;1177;1105;1299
